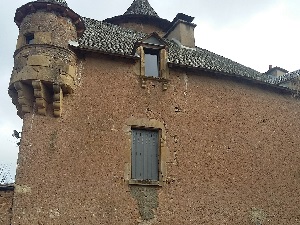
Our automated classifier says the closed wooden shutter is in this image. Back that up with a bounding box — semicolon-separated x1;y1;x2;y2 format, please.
131;129;159;181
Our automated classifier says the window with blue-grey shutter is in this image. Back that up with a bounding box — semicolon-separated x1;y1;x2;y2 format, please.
131;129;159;181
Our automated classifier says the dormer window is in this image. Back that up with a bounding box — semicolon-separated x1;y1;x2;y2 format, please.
134;33;169;89
25;33;34;44
144;48;160;77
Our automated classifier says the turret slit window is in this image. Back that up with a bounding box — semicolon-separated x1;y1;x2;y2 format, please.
25;33;34;44
144;48;160;78
131;128;160;182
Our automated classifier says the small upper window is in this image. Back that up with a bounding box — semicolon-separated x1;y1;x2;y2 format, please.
144;48;160;78
25;33;34;44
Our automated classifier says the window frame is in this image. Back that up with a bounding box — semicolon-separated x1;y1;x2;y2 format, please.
133;33;170;89
124;118;169;187
144;48;160;78
129;126;162;186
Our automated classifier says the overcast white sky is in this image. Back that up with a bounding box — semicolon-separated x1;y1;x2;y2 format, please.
1;0;299;179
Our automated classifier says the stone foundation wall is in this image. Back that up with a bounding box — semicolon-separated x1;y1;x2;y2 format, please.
11;53;300;224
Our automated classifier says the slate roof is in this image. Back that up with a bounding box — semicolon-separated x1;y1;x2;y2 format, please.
166;41;261;79
36;0;68;7
79;18;146;56
124;0;159;17
267;69;300;85
77;17;300;93
104;0;170;31
266;66;288;75
78;18;261;79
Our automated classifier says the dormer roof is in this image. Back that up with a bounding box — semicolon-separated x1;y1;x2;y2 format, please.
138;32;167;46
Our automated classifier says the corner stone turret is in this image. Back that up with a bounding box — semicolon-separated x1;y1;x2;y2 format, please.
9;0;85;118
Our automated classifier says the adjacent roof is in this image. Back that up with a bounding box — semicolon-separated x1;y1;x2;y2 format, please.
36;0;68;7
265;66;288;75
124;0;159;17
267;69;300;85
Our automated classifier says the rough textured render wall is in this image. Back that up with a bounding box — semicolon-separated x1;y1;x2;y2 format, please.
0;188;14;225
12;53;300;225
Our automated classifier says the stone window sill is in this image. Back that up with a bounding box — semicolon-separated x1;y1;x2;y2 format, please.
129;179;162;186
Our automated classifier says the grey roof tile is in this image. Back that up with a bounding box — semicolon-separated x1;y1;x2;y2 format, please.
78;18;280;87
166;40;261;79
79;18;146;55
124;0;159;17
36;0;68;7
267;69;300;85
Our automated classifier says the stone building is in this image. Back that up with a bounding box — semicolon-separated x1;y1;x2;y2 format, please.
0;185;14;225
5;0;300;224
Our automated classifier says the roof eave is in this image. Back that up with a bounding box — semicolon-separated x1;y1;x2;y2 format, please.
0;184;15;191
104;14;171;31
70;45;140;60
168;62;296;94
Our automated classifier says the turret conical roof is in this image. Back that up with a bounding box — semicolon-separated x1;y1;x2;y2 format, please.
36;0;68;7
124;0;159;17
104;0;171;31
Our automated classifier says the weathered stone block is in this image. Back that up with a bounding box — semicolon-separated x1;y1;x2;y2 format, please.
32;80;50;116
14;81;34;115
35;32;52;44
53;84;63;117
27;55;51;67
15;185;31;194
67;65;76;78
16;34;23;49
